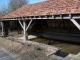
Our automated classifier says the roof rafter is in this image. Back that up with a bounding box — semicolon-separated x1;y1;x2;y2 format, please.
1;14;80;21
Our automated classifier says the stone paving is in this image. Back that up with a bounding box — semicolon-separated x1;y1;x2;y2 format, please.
0;48;22;60
0;49;15;60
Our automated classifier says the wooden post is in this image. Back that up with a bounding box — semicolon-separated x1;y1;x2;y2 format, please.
1;22;5;37
23;21;28;42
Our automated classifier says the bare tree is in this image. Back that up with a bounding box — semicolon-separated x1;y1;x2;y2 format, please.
8;0;28;12
0;6;9;18
0;0;28;17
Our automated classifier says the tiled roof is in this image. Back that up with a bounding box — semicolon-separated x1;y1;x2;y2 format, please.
2;0;80;19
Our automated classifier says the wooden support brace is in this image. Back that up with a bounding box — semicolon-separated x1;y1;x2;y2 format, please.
26;19;33;31
18;20;24;30
29;21;38;30
70;19;80;30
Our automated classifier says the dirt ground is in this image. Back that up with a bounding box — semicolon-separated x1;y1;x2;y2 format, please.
0;37;59;60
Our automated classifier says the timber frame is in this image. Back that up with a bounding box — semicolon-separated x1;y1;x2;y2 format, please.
1;14;80;21
0;14;80;42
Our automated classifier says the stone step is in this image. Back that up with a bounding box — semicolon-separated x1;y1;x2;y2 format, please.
18;35;38;40
66;54;80;60
77;52;80;56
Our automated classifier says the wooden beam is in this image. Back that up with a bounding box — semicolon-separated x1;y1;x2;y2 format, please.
23;21;28;42
26;19;33;31
70;19;80;30
18;20;24;30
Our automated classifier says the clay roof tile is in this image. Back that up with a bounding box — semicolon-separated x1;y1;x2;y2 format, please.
2;0;80;19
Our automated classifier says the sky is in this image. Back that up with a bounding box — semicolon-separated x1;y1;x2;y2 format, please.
0;0;45;10
0;0;9;10
29;0;45;4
